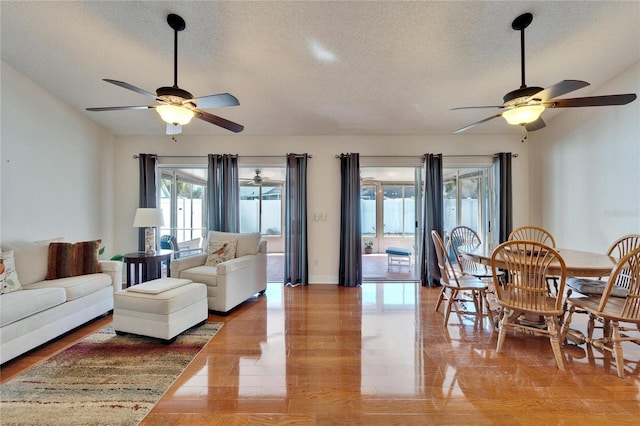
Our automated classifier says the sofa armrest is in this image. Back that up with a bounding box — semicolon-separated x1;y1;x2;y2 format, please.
99;260;123;292
217;254;255;275
258;240;267;254
170;253;208;277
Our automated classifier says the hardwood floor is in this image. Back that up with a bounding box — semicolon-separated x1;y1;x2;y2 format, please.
2;282;639;425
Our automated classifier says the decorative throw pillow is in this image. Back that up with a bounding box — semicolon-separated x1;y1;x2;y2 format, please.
205;239;237;266
0;251;22;294
46;240;102;280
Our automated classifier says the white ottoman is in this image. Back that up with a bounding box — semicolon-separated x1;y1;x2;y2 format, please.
113;277;208;343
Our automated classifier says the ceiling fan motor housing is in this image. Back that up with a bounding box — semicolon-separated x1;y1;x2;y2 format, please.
156;86;195;105
503;86;544;106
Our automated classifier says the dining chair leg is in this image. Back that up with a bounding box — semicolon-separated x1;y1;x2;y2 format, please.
560;305;576;344
480;290;496;332
443;290;456;326
496;308;509;353
545;315;565;371
611;321;625;378
435;287;446;312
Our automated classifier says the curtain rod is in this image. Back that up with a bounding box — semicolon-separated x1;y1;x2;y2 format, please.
132;154;312;159
334;154;518;159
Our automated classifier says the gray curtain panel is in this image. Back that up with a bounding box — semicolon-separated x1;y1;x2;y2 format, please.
207;154;240;232
494;152;513;244
338;153;362;287
284;153;309;286
420;153;443;287
138;153;158;251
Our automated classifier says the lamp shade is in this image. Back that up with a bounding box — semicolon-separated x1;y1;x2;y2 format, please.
502;105;545;125
156;105;195;125
133;208;165;228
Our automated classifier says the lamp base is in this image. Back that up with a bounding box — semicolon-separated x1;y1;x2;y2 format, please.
144;227;156;254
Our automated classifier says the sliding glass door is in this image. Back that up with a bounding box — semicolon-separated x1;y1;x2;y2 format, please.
159;167;208;245
443;167;491;243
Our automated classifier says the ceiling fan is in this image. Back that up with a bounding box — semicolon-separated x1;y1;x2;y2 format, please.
452;12;637;134
242;169;271;186
86;14;243;133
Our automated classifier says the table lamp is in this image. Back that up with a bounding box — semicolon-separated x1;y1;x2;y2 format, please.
133;208;165;254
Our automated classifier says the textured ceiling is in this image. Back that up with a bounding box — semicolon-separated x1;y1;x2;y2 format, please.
1;1;638;136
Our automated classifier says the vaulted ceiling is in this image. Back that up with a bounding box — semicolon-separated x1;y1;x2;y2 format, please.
2;1;638;136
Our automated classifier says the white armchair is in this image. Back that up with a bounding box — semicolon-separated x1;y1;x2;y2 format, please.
169;231;267;314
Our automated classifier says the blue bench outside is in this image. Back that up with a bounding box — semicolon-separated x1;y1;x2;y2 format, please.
385;247;412;268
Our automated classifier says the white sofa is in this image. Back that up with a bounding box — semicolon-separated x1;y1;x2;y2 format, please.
0;238;122;364
170;231;267;314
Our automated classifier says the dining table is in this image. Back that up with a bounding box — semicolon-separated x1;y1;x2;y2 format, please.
459;244;616;278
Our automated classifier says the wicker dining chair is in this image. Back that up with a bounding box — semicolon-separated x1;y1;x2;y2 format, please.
491;240;567;370
431;230;492;329
449;225;505;283
561;246;640;378
509;226;556;247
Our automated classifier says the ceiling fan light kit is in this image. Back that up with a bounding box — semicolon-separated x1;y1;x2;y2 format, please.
502;105;545;125
452;12;636;134
156;104;195;125
86;13;244;134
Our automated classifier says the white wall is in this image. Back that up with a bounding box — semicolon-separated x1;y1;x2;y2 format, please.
0;62;116;251
531;62;640;252
113;134;530;283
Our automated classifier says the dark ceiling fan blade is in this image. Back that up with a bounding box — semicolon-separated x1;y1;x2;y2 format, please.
545;93;637;108
525;117;546;132
451;105;504;111
189;93;240;109
86;105;154;111
527;80;589;101
103;79;156;98
454;114;503;134
193;108;244;133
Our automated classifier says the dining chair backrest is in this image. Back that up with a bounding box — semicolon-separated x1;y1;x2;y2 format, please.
431;230;460;289
598;247;640;321
491;240;566;313
449;226;483;274
607;234;640;260
509;226;556;248
601;234;640;286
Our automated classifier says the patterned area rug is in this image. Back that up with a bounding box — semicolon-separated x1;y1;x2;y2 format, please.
0;322;222;425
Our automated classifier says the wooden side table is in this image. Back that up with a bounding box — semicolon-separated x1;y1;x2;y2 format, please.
123;250;173;287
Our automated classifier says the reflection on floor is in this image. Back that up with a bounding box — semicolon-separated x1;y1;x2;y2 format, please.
3;282;639;424
267;253;419;283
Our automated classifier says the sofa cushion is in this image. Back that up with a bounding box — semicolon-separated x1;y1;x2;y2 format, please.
0;287;66;327
207;231;260;257
1;238;64;286
205;239;237;266
179;265;218;287
0;251;22;294
25;273;112;301
46;240;102;280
